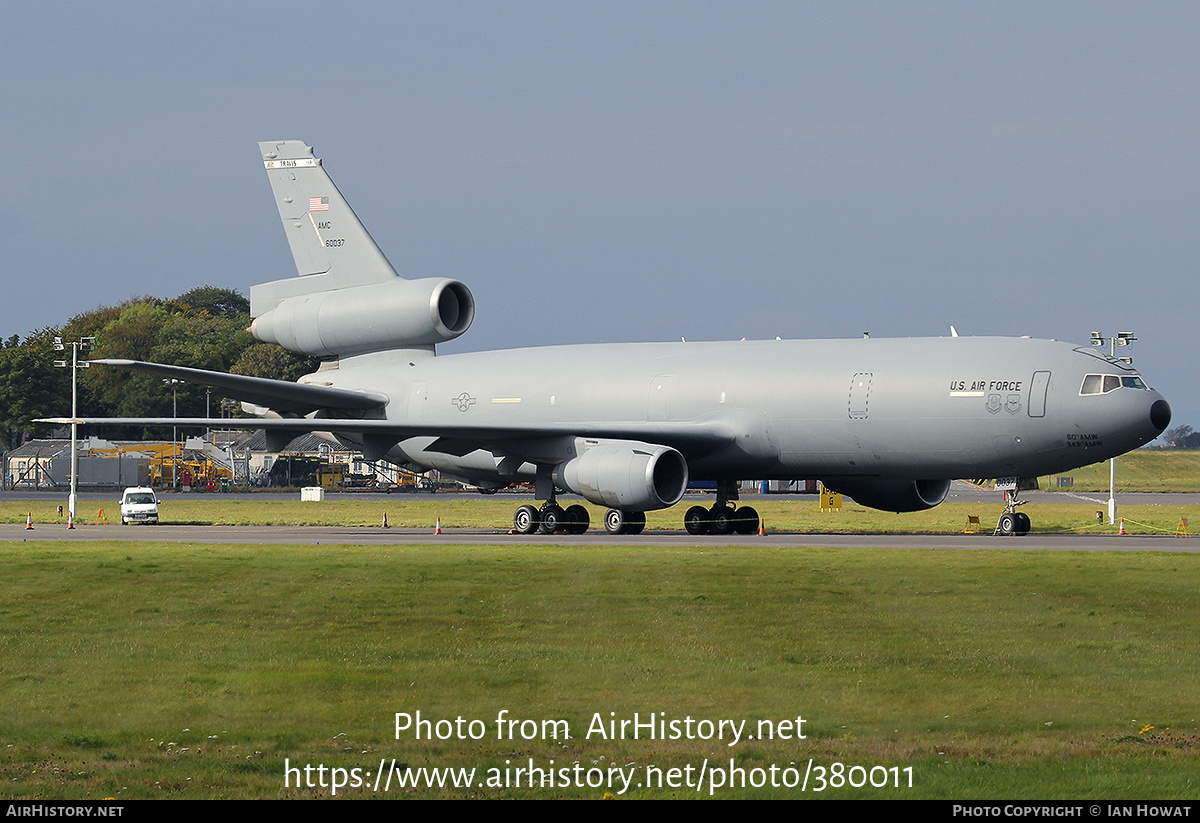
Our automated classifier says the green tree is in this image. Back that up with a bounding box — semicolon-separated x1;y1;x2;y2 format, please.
1163;425;1200;449
173;286;250;318
0;287;300;443
233;343;320;382
0;329;70;449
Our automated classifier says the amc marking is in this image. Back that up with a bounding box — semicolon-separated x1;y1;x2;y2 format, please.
1066;433;1104;448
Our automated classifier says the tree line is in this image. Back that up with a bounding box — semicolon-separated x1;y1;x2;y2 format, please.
0;286;317;449
1161;426;1200;450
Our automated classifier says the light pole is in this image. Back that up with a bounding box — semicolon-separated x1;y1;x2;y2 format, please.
163;378;182;490
1090;330;1136;525
53;336;94;524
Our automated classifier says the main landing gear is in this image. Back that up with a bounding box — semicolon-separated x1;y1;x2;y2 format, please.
683;480;759;536
510;479;762;537
513;501;591;535
512;502;646;536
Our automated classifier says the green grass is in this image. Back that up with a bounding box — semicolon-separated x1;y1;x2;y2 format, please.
0;542;1196;799
6;497;1198;537
1045;450;1200;493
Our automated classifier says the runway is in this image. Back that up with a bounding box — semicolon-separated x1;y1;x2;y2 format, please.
3;522;1197;552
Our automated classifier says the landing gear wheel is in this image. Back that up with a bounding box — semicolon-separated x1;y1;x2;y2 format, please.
710;505;736;535
514;505;540;535
733;506;759;535
997;512;1016;535
604;508;626;535
684;506;711;535
1015;512;1031;536
539;504;564;535
564;504;590;535
604;508;646;535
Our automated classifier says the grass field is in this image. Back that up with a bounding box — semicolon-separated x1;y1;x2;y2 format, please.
5;497;1198;538
0;541;1196;799
1046;450;1200;493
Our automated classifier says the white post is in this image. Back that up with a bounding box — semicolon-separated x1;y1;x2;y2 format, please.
1108;457;1116;526
54;336;92;522
68;341;78;521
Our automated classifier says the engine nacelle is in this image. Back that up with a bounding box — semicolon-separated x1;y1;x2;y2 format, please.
823;478;951;513
553;440;689;511
251;277;474;357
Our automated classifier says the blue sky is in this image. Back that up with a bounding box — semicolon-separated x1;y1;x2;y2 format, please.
4;2;1196;429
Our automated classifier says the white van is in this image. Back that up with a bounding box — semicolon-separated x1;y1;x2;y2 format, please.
120;487;160;525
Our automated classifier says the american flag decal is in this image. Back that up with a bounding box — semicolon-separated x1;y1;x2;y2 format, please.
309;196;330;211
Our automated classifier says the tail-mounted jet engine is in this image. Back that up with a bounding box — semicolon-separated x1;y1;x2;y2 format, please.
251;277;474;357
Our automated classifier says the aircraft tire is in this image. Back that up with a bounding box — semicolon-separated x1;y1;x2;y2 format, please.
604;508;626;535
684;506;710;535
1015;512;1031;536
514;505;540;535
564;504;590;534
626;511;646;535
710;505;736;535
539;504;564;535
733;506;759;535
997;512;1016;535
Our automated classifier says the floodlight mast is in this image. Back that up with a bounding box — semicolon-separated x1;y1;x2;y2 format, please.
52;336;94;523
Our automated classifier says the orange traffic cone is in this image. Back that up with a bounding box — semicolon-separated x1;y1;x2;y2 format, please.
25;513;33;530
382;512;389;528
67;514;75;530
435;517;442;535
758;519;765;536
1119;518;1126;535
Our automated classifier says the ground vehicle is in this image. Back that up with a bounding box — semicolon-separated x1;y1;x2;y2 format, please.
120;487;160;525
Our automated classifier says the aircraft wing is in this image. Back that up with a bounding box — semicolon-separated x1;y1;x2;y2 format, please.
46;358;736;459
38;415;734;453
88;359;389;414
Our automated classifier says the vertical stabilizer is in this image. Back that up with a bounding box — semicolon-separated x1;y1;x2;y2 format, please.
253;140;399;315
250;141;475;358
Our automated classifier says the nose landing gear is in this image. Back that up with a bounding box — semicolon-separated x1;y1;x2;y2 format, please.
994;480;1032;535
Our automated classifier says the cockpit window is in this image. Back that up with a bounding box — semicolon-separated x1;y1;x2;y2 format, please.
1081;373;1150;395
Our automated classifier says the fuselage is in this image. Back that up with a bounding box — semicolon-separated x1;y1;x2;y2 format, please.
313;335;1169;487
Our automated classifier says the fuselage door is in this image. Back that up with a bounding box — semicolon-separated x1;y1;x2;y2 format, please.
849;373;872;419
648;374;677;421
1028;371;1050;418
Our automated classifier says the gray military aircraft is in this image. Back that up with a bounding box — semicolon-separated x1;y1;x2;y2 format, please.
46;140;1172;535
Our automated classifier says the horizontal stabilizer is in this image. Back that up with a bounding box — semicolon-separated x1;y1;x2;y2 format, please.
89;359;388;415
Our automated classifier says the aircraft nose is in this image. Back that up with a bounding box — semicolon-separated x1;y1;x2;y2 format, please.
1150;398;1171;433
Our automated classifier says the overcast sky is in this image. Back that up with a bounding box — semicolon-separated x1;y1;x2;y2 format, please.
4;2;1196;429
